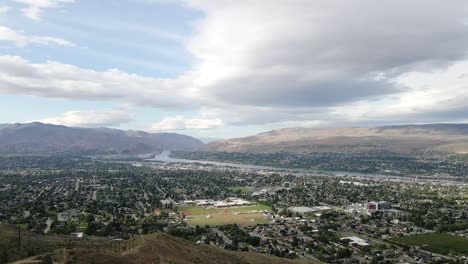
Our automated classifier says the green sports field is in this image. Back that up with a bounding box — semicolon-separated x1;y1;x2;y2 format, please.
181;203;271;227
186;212;269;227
180;203;271;216
391;233;468;255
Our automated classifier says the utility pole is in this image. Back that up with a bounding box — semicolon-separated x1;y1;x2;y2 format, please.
17;224;21;247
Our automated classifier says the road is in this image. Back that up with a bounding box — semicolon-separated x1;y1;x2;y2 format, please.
213;228;232;245
43;218;52;234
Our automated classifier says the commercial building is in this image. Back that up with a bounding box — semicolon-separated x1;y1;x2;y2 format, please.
340;236;371;248
367;201;392;211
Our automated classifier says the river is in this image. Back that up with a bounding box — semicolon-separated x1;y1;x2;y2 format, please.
147;150;464;184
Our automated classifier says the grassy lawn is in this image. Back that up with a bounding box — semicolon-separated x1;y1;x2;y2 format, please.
186;213;269;227
180;203;271;216
454;153;468;161
180;206;226;216
229;203;272;212
227;186;253;194
78;222;88;231
391;233;468;255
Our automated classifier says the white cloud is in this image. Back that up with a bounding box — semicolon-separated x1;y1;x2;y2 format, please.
0;26;75;47
150;116;223;131
332;60;468;123
14;0;74;20
33;108;133;127
182;0;468;127
0;55;193;108
131;0;182;5
2;1;468;131
0;5;11;14
184;0;468;108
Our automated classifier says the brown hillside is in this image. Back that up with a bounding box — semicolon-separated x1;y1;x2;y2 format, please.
12;232;315;264
203;124;468;154
0;122;203;154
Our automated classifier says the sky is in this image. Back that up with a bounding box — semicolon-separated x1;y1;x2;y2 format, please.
1;0;468;139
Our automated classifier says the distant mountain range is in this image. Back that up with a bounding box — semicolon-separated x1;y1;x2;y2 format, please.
202;124;468;155
2;123;468;156
0;122;204;154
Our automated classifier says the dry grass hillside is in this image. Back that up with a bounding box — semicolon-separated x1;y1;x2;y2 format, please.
5;226;315;264
34;234;313;264
203;124;468;154
0;122;203;154
0;224;110;263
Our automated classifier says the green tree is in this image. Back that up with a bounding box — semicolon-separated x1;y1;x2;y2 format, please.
336;248;352;258
41;255;53;264
1;250;9;264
